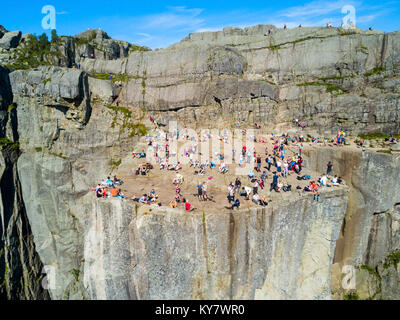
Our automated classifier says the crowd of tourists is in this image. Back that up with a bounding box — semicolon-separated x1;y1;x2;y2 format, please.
92;121;354;211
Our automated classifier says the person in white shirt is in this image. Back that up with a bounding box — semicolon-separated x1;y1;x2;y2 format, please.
252;193;260;205
320;175;328;186
244;186;252;200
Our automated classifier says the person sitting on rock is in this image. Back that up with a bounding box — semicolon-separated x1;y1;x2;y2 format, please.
183;198;195;212
199;165;206;175
175;162;183;171
248;169;255;178
244;186;252;200
202;183;208;201
111;187;119;197
320;174;328;187
96;187;103;198
328;175;340;187
149;189;158;201
169;199;177;208
139;151;146;158
113;175;123;185
252;193;261;205
230;198;241;210
117;189;125;199
259;196;269;206
105;177;114;187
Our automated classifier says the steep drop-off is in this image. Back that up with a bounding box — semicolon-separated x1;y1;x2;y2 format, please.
0;25;400;299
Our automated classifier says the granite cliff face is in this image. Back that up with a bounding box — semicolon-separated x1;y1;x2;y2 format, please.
305;148;400;299
0;24;400;299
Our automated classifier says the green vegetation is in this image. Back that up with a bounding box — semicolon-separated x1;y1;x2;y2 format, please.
75;31;97;46
357;45;369;54
110;158;122;170
129;123;147;137
296;81;346;94
70;269;80;282
51;29;60;44
42;78;52;85
7;103;16;112
383;250;400;270
128;44;151;54
377;150;391;154
0;137;19;151
107;104;147;138
358;132;388;140
365;66;386;77
5;33;62;70
360;264;382;300
48;152;67;159
339;29;357;36
35;147;43;152
106;105;132;118
344;291;360;300
318;76;347;81
268;44;281;50
89;72;130;83
267;35;330;51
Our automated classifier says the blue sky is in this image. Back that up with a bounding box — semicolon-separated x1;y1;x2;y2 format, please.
1;0;399;48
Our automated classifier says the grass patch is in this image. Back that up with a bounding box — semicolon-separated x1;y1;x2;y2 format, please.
106;105;132;118
110;158;122;169
383;251;400;270
267;44;281;50
344;291;360;300
0;138;19;151
296;81;346;94
365;66;386;77
358;132;388;140
339;29;357;36
127;123;148;137
48;152;67;159
7;103;16;112
128;44;151;54
377;149;391;154
5;33;62;70
35;147;43;152
75;31;97;46
89;72;130;83
70;269;80;282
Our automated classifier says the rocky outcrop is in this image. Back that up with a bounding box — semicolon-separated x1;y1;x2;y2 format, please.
0;31;21;50
0;148;50;300
0;25;400;300
65;189;348;300
71;26;400;135
304;147;400;299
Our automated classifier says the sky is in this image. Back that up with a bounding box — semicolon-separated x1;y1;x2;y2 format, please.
1;0;399;49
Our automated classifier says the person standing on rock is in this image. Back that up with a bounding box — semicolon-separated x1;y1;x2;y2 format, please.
227;184;235;204
327;161;333;176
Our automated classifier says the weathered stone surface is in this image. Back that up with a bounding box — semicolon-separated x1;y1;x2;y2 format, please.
390;143;400;151
1;25;400;300
305;147;400;299
81;189;348;300
0;31;21;50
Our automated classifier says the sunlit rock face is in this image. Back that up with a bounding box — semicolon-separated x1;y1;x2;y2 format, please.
0;25;400;299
